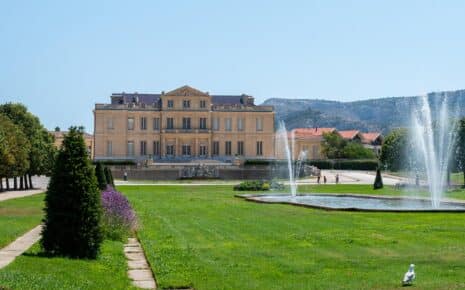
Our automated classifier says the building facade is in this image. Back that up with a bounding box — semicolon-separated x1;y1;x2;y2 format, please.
94;86;275;161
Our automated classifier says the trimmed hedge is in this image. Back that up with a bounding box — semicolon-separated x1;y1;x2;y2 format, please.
244;159;379;170
234;180;270;191
93;160;136;166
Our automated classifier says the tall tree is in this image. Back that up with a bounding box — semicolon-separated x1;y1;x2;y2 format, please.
0;103;56;188
41;127;103;258
0;114;30;191
455;118;465;187
380;128;410;171
321;132;347;159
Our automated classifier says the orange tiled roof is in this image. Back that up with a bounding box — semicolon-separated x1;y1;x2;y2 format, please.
338;130;360;140
361;132;382;143
291;128;336;139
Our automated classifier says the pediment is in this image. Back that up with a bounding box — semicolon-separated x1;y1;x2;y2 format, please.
165;85;208;97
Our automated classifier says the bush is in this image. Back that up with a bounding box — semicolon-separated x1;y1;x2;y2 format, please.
334;160;379;170
233;180;271;191
373;169;383;189
305;160;333;169
101;186;137;241
95;162;107;190
41;127;103;259
104;166;114;187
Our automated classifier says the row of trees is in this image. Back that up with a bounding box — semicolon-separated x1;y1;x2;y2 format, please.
321;132;375;159
0;103;57;191
380;119;465;184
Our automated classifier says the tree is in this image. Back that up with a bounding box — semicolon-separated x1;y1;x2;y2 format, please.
41;127;103;258
104;166;114;187
380;128;410;171
0;103;56;188
95;162;107;190
373;168;383;189
0;114;30;191
455;118;465;187
321;132;375;159
321;132;347;159
342;142;375;159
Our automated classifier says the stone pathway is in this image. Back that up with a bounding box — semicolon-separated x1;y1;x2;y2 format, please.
0;189;44;202
124;237;157;289
0;225;42;269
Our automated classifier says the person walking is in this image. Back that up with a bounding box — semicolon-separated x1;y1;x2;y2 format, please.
335;174;339;184
323;175;327;184
123;171;128;181
317;173;321;184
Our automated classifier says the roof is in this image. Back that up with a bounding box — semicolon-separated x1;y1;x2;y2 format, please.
338;130;361;140
165;85;209;97
110;85;253;106
49;131;93;139
291;128;336;139
361;132;382;143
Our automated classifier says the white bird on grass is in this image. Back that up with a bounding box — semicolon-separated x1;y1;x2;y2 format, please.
402;264;415;286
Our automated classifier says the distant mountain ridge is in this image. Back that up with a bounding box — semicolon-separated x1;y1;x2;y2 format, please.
261;89;465;133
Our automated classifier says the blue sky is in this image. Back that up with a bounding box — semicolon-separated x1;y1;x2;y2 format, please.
1;0;465;132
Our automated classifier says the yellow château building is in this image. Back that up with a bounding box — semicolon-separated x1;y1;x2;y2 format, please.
93;85;275;162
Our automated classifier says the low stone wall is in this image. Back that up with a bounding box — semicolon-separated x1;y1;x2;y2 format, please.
110;165;292;181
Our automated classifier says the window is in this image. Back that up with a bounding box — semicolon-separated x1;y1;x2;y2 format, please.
237;118;244;131
166;145;175;156
212;118;219;131
182;117;191;129
127;141;134;156
140;117;147;130
225;118;232;131
256;118;263;131
140;141;147;155
212;141;219;155
153;141;160;156
107;118;114;130
199;145;207;156
199;118;207;129
225;141;232;156
127;117;134;130
153;118;160;130
106;140;112;156
200;100;206;108
237;141;244;156
256;141;263;156
167;117;174;129
167;100;174;108
182;144;191;156
183;100;190;108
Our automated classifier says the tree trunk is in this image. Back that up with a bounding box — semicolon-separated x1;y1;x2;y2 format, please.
28;174;33;189
13;177;17;190
6;178;10;190
0;177;3;191
24;175;29;189
20;176;24;190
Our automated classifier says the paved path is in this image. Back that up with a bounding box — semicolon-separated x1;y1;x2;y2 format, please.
124;238;157;289
0;225;42;269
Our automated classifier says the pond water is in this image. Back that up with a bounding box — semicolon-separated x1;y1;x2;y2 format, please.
249;194;465;212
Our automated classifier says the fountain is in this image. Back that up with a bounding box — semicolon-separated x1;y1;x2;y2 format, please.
238;103;465;212
277;121;297;197
410;95;457;208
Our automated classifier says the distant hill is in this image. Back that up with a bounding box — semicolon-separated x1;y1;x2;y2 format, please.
262;90;465;133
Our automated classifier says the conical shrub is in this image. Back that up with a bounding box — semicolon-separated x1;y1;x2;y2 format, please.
41;127;103;258
374;168;383;190
95;162;107;190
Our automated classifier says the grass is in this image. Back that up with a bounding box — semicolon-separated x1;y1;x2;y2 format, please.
121;184;465;290
0;193;44;248
0;193;135;290
0;241;136;290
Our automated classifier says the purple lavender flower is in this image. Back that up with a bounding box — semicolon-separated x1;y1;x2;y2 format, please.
101;186;137;240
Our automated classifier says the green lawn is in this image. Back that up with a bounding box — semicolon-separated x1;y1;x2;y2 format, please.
0;193;135;290
121;184;465;290
0;193;44;248
0;242;135;290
